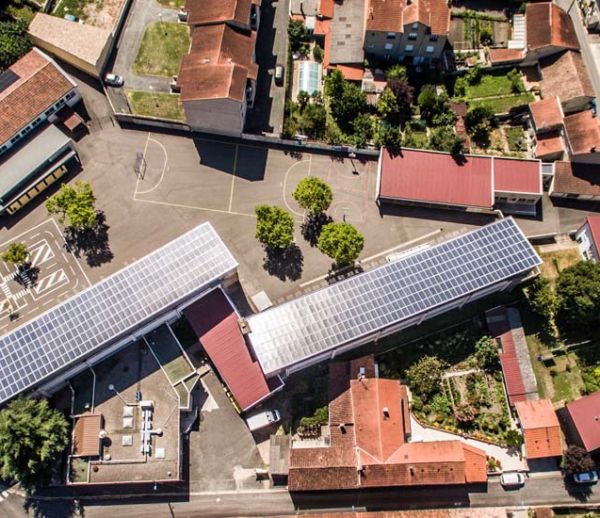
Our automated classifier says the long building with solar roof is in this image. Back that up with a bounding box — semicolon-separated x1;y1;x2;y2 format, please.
0;222;237;405
246;218;541;377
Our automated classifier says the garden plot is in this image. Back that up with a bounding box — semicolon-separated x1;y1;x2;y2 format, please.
53;0;125;30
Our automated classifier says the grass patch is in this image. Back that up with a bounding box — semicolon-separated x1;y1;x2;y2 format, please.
465;73;515;98
127;91;185;121
155;0;185;8
551;359;582;403
506;126;526;152
53;0;100;21
70;457;89;483
133;22;190;77
468;93;534;114
4;0;36;24
537;248;581;284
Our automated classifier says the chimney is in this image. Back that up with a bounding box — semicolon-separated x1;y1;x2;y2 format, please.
383;407;390;419
592;146;597;153
339;423;347;434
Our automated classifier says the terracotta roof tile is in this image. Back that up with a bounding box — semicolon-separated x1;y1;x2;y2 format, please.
366;0;449;34
515;400;562;458
288;447;358;490
73;414;102;457
529;96;563;131
535;131;565;159
185;0;254;27
526;2;579;52
540;51;594;104
319;0;334;18
488;48;524;65
462;443;488;482
566;390;600;452
0;49;74;145
552;160;600;196
564;109;600;156
584;215;600;250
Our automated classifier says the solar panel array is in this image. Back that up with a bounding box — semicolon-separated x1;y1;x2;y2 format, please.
0;223;237;404
248;218;541;375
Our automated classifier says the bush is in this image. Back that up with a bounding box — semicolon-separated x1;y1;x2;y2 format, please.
556;261;600;334
474;336;499;370
288;20;308;52
404;356;447;400
313;44;324;62
300;405;329;427
479;26;493;46
507;68;524;94
465;105;496;145
563;445;595;475
0;20;32;70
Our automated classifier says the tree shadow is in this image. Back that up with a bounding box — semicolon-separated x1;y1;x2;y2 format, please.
262;244;304;281
23;494;81;518
63;211;113;268
563;477;594;502
14;264;40;288
301;213;333;247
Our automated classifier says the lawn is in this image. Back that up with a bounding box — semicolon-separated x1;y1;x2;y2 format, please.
127;91;185;121
54;0;99;21
155;0;185;8
468;93;534;114
465;72;514;98
537;248;581;283
4;0;36;24
505;126;526;152
133;22;190;77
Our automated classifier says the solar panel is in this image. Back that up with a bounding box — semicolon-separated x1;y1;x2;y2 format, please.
0;70;19;94
0;223;237;404
247;218;541;375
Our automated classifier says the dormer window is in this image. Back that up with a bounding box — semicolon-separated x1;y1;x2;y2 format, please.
408;32;417;40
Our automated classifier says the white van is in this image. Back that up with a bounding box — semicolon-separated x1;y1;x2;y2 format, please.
245;409;280;431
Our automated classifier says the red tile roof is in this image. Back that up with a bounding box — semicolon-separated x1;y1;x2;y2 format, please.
566;390;600;452
289;448;358;490
526;2;579;52
366;0;450;35
552;161;600;196
540;51;594;105
515;400;562;459
493;157;542;195
0;49;74;145
535;132;565;159
584;216;600;251
185;0;255;27
564;109;600;156
378;148;494;209
488;48;524;65
319;0;334;18
183;290;270;411
333;64;364;81
529;97;563;132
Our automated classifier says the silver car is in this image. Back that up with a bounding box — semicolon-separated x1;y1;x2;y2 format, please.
104;73;124;87
500;472;525;488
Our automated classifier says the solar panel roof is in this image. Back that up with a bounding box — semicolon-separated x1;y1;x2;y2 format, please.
247;218;541;375
0;223;237;404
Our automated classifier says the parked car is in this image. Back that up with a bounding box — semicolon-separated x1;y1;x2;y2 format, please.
500;472;525;488
274;65;284;85
104;73;124;87
64;14;79;22
245;409;280;432
574;470;599;484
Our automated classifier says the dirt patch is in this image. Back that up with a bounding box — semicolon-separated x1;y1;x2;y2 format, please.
83;0;125;30
537;248;581;282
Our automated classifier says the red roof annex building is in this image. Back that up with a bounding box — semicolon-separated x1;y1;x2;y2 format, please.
564;391;600;453
288;355;487;491
376;148;542;216
515;399;562;459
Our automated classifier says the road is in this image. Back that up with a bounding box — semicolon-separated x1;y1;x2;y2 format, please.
4;474;600;517
556;0;600;100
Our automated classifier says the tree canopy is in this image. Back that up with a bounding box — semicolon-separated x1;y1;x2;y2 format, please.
292;176;333;215
465;105;496;145
0;20;32;70
2;242;29;266
0;398;69;489
556;261;600;334
417;85;455;127
562;445;595;475
324;70;368;132
376;87;400;123
474;336;498;370
385;64;407;81
427;126;464;154
255;205;295;249
317;222;364;266
374;123;402;149
404;355;447;401
526;275;557;326
46;181;97;230
288;20;308;52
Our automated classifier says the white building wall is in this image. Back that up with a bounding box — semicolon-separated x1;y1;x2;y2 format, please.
576;222;600;261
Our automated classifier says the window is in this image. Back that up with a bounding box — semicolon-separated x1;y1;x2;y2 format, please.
387;32;396;39
10;136;18;144
408;32;417;40
426;45;434;53
66;91;76;100
429;35;438;42
405;44;414;52
44;107;54;116
384;42;393;51
412;22;418;29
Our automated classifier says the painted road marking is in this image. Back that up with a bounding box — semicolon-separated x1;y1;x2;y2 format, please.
0;284;10;300
35;269;68;295
29;240;55;267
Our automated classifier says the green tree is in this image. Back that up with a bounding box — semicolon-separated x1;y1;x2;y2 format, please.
377;87;400;122
504;429;523;448
288;20;308;52
254;205;294;249
385;64;407;81
324;69;345;99
351;113;373;148
474;336;498;369
317;222;364;266
479;26;493;46
325;120;345;145
45;181;97;230
556;261;600;333
374;123;402;149
0;398;69;489
526;276;557;324
313;44;324;62
428;126;464;154
297;90;310;109
299;103;327;138
2;242;29;267
0;20;32;70
417;85;455;127
465;105;496;145
331;82;368;132
562;445;595;475
507;68;524;94
404;355;447;401
388;78;414;119
293;177;333;215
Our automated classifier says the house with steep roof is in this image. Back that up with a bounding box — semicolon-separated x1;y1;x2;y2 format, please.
0;48;81;215
287;356;488;491
563;390;600;453
575;216;600;261
515;400;562;460
178;0;260;135
550;161;600;200
363;0;450;65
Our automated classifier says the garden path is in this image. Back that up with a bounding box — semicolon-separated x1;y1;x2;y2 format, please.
443;368;480;378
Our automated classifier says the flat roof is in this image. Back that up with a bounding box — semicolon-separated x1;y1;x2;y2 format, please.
0;223;237;404
0;124;71;201
247;218;541;376
329;0;365;64
183;289;271;411
493;157;543;195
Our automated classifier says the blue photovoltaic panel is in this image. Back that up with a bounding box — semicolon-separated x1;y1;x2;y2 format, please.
247;218;541;375
0;223;237;404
